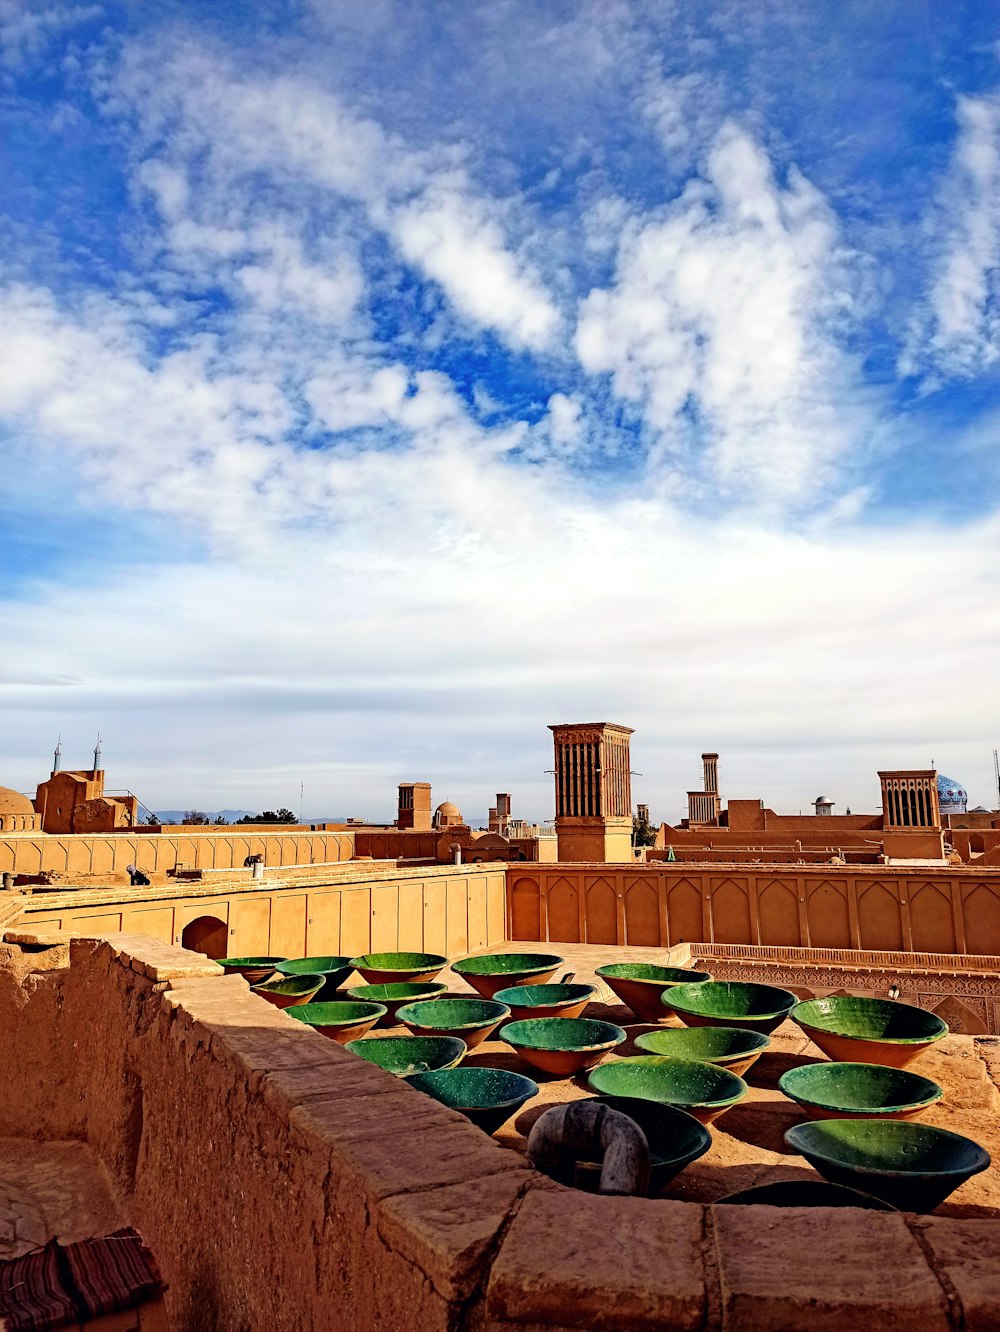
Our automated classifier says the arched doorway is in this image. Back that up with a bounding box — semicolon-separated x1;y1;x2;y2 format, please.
182;915;228;960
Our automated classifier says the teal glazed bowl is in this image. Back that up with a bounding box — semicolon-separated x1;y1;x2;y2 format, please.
405;1066;539;1134
275;956;354;1000
635;1026;771;1078
493;983;596;1021
396;997;511;1049
779;1062;944;1121
587;1056;748;1125
252;973;325;1009
344;981;448;1024
217;956;286;985
345;1035;467;1076
592;1096;712;1193
499;1017;627;1076
286;1000;387;1044
716;1180;897;1210
595;962;712;1023
452;952;564;999
785;1119;991;1212
666;981;798;1035
348;951;448;985
792;997;949;1069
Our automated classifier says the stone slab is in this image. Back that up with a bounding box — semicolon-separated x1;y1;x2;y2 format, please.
713;1205;951;1331
916;1216;1000;1331
487;1190;706;1331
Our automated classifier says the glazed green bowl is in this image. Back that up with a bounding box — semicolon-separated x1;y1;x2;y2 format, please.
286;1000;387;1043
396;998;510;1049
217;955;286;985
592;1096;712;1192
493;983;596;1021
345;1034;467;1075
666;981;798;1035
499;1017;627;1076
587;1056;748;1125
348;951;448;985
785;1119;991;1212
635;1026;771;1077
404;1066;539;1134
252;973;325;1009
595;962;713;1022
344;981;448;1024
791;998;949;1068
275;956;353;1000
452;952;564;999
716;1180;896;1210
779;1062;944;1121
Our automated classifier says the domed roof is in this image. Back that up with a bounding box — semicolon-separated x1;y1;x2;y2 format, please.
435;801;462;817
937;774;967;812
0;786;35;816
813;796;834;806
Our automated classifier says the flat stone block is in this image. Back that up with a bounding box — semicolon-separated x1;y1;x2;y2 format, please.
377;1170;538;1302
916;1216;1000;1330
262;1052;399;1116
713;1205;951;1331
82;932;222;980
488;1191;706;1331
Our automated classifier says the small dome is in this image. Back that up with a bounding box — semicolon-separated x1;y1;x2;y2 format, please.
813;796;834;806
937;774;968;814
435;801;461;818
0;786;34;816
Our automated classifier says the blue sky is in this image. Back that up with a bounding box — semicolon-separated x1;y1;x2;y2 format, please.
2;0;999;821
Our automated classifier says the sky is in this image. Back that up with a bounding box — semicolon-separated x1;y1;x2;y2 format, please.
1;0;1000;824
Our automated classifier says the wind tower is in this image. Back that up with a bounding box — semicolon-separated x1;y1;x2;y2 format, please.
549;722;634;862
687;752;722;825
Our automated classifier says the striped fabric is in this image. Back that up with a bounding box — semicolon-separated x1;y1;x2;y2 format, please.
0;1230;164;1330
0;1241;77;1332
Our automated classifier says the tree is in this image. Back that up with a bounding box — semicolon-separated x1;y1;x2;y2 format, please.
144;811;159;826
236;808;297;824
182;810;210;825
632;810;657;847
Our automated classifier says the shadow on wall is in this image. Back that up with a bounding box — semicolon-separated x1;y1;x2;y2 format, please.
181;916;228;960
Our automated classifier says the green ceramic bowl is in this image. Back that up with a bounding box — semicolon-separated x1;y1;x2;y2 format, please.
595;962;713;1022
396;998;510;1049
666;981;798;1035
217;955;286;985
348;951;448;984
286;1000;387;1043
587;1056;748;1125
492;983;596;1021
345;1035;467;1075
404;1066;539;1134
716;1180;897;1210
252;973;325;1008
499;1017;627;1076
779;1062;944;1120
785;1119;991;1212
275;956;353;1000
344;981;448;1024
634;1026;771;1077
452;952;564;998
592;1096;712;1192
791;998;949;1068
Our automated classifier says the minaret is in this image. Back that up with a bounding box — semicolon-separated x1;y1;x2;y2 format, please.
52;736;62;775
93;734;102;774
549;722;634;862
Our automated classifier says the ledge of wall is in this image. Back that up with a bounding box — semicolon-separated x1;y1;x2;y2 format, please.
1;931;1000;1330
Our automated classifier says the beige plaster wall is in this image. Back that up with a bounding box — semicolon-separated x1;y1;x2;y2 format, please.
0;829;356;877
18;864;508;961
1;932;999;1330
508;863;1000;957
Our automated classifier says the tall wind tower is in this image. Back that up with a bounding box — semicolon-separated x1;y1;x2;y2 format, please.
548;722;634;862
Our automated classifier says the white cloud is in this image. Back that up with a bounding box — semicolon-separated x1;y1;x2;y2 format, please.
576;123;869;505
0;2;100;71
903;92;1000;379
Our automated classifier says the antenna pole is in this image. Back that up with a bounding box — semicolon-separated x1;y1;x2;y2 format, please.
994;748;999;809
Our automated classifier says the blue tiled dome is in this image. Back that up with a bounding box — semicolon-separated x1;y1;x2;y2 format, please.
937;774;967;814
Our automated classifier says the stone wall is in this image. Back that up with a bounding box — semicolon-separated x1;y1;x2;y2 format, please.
0;829;356;877
1;931;1000;1330
17;863;508;961
508;863;1000;956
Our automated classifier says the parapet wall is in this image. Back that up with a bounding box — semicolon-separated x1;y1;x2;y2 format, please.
509;863;1000;957
2;931;1000;1330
